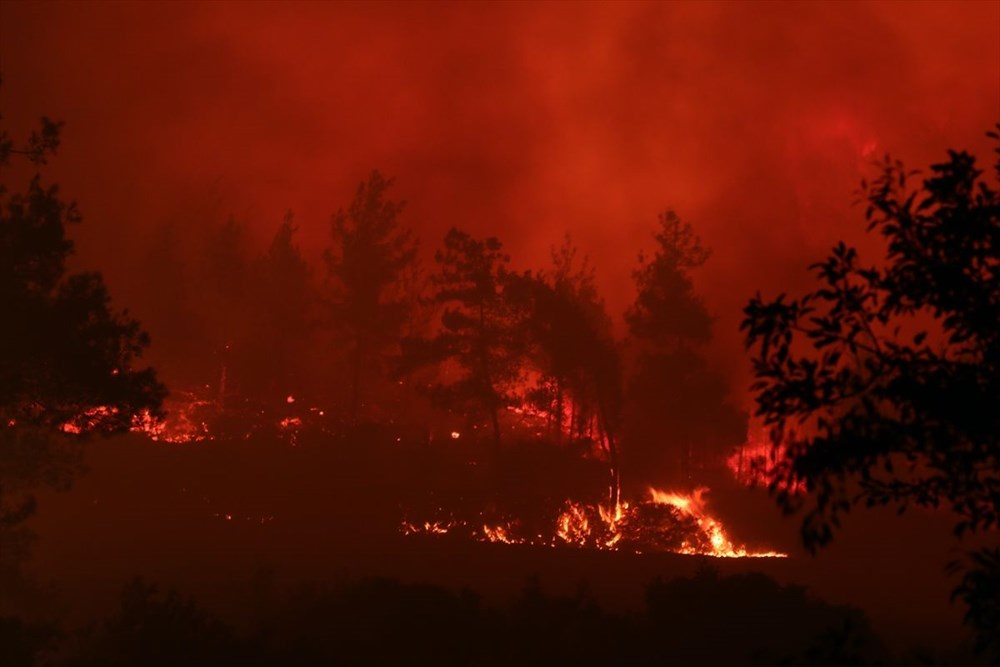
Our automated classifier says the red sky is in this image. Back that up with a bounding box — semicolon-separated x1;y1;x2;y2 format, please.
2;0;998;405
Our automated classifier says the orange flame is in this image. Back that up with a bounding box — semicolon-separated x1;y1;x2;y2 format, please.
648;487;786;558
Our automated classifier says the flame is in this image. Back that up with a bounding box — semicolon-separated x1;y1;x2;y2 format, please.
556;501;591;546
727;429;806;495
481;522;524;544
648;486;785;558
60;405;119;434
55;393;785;560
401;520;455;535
404;488;786;558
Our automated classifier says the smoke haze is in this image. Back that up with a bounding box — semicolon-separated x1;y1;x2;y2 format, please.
2;0;998;402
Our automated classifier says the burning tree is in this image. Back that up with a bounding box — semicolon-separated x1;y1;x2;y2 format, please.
324;171;419;421
742;130;1000;655
510;236;624;505
624;211;745;483
0;105;165;571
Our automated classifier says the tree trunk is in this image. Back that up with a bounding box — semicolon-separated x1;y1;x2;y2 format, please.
597;401;621;509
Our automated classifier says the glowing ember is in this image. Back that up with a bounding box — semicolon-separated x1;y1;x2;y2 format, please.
60;405;119;434
278;417;302;429
481;522;524;544
401;520;456;535
131;394;213;444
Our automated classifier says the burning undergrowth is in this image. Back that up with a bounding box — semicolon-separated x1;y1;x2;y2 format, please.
402;486;787;559
58;392;789;560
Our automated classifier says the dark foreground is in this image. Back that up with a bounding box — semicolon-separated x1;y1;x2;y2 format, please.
2;433;984;666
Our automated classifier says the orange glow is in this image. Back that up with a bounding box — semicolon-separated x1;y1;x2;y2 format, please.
727;428;806;495
403;488;785;558
648;487;786;558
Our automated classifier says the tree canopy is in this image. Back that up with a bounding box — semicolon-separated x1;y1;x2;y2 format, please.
1;116;165;436
324;171;418;420
411;228;525;449
742;129;1000;655
624;211;745;483
1;106;166;573
511;236;623;503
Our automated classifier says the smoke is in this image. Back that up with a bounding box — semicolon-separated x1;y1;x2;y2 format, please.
2;0;997;405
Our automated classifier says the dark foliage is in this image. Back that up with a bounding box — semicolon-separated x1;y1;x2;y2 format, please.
508;235;624;503
405;228;526;449
0;103;165;577
624;211;745;483
742;128;1000;655
324;171;419;421
17;570;897;667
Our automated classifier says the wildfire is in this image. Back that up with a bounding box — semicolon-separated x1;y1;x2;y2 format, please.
57;392;787;560
132;400;213;444
403;487;786;559
727;428;806;495
401;520;456;535
647;487;786;558
480;522;524;545
60;405;119;434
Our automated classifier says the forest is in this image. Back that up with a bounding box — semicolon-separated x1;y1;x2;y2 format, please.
2;2;998;665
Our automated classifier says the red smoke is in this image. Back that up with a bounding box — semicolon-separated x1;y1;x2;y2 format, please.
2;0;997;406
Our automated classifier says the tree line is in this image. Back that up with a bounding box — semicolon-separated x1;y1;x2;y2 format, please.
5;87;996;654
133;170;744;503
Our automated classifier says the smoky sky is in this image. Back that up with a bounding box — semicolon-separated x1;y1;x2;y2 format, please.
2;0;998;405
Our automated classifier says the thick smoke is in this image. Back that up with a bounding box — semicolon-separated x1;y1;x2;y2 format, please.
2;0;997;405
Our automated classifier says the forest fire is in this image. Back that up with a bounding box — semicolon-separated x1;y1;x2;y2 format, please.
56;389;790;561
402;487;787;559
727;428;807;495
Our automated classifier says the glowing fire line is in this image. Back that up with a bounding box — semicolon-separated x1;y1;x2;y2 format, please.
403;487;786;559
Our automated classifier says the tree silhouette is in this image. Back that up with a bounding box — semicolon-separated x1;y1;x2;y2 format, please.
0;107;165;570
512;235;623;505
324;171;418;422
245;212;316;401
198;216;253;406
742;129;1000;655
624;211;745;483
412;228;525;450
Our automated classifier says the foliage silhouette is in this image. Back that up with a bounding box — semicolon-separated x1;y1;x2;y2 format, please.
245;212;315;400
0;101;165;581
324;171;419;421
624;211;745;483
742;128;1000;655
36;571;899;667
406;228;527;450
66;578;238;667
509;235;624;504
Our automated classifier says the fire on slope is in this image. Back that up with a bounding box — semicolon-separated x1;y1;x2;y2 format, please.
55;392;789;559
402;486;787;559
